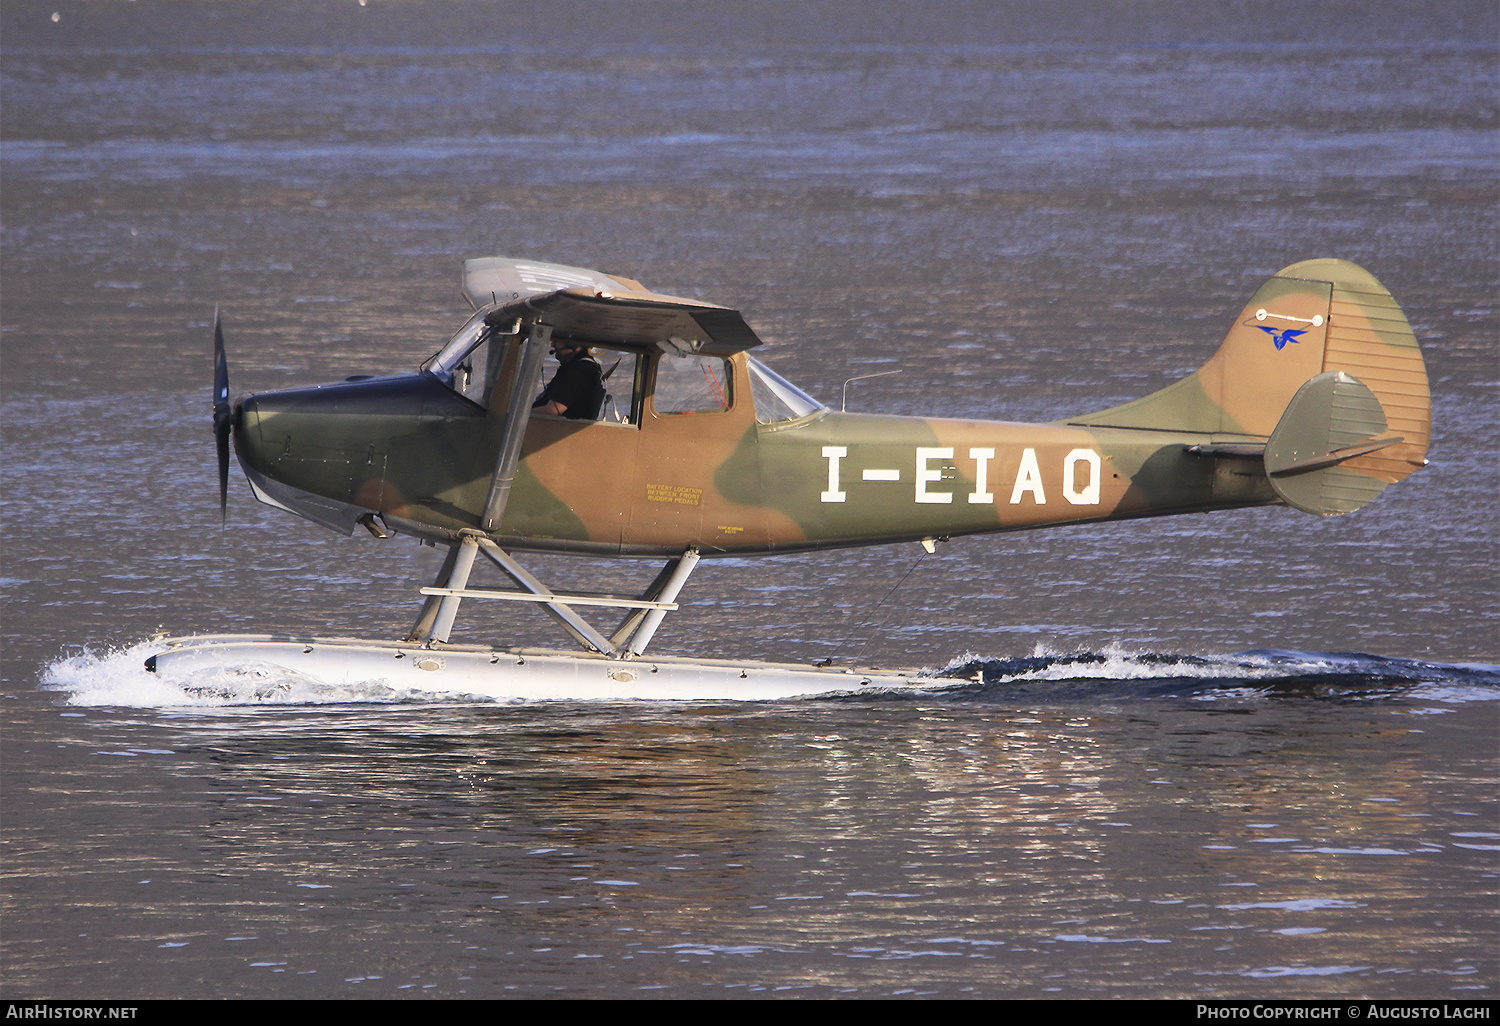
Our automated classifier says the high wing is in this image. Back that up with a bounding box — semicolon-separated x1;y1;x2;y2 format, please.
463;257;763;356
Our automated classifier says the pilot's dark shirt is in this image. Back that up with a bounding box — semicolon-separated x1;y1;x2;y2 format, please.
533;354;605;420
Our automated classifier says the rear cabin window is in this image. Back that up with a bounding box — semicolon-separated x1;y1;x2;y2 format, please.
747;358;824;424
653;354;731;414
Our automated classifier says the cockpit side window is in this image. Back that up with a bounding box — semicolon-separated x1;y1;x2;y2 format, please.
652;353;732;414
533;345;643;424
428;314;643;423
597;349;642;424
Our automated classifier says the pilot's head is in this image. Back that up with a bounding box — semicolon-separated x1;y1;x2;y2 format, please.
551;340;586;362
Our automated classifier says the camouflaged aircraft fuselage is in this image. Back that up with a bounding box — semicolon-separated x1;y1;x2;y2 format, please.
230;257;1430;559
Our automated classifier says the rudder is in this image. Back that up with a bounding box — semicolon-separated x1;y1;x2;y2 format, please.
1297;258;1430;487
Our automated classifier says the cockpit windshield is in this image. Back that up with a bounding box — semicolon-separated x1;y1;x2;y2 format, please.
423;308;496;386
423;309;528;407
747;358;825;424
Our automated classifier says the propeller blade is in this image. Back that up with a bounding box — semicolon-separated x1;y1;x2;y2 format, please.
212;308;232;525
216;414;231;525
213;307;229;418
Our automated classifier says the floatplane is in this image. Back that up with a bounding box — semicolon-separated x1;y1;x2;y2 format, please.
146;257;1430;699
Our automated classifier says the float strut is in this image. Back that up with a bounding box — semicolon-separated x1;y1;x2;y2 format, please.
428;535;480;644
405;542;461;643
475;538;617;655
619;548;700;657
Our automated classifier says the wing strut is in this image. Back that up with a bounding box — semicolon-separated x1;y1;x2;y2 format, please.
482;321;551;534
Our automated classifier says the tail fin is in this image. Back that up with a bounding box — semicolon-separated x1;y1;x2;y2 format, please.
1069;259;1430;513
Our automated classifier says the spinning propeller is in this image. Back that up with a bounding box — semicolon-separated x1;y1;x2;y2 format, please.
212;308;233;524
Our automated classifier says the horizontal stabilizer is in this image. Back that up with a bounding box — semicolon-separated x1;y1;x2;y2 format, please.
1265;371;1396;515
1187;442;1266;458
1266;435;1403;476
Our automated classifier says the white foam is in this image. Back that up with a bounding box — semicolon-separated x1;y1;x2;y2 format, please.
943;645;1500;699
44;640;194;707
40;640;449;708
1007;643;1284;683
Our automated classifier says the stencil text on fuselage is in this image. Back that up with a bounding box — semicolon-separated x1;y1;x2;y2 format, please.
819;447;1102;505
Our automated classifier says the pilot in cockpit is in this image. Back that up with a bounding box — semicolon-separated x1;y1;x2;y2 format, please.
532;339;605;420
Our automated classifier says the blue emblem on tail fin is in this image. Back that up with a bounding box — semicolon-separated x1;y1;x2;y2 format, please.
1257;326;1307;351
